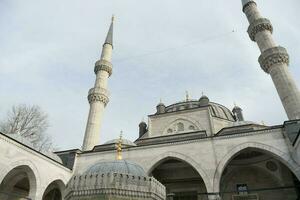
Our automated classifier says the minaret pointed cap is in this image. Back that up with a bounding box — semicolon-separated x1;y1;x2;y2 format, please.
104;15;114;46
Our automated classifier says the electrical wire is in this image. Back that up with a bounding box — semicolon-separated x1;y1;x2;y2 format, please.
115;29;237;63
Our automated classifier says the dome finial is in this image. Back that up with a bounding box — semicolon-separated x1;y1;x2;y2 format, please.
116;131;123;160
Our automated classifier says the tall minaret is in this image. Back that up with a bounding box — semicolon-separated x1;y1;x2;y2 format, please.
242;0;300;120
82;16;114;151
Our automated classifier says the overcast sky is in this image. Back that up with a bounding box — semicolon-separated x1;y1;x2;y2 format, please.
0;0;300;150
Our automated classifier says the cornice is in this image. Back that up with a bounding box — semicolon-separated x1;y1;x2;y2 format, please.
80;127;283;157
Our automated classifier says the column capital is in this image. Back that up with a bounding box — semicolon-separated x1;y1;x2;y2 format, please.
87;87;110;106
94;59;113;76
247;18;273;41
259;46;289;73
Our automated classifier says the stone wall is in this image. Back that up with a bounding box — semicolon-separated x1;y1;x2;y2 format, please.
0;133;72;200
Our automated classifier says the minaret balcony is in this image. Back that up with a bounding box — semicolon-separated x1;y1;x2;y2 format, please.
247;18;273;41
87;87;110;105
258;46;289;73
94;59;113;76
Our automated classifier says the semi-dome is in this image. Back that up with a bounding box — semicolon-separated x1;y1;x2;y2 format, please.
104;138;136;146
85;160;147;177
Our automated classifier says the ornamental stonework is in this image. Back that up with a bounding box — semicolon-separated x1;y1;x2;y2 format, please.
65;173;165;200
87;87;110;105
258;46;289;73
247;18;273;41
242;1;256;13
94;59;113;76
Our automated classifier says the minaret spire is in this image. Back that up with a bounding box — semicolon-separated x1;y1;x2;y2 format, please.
242;0;300;120
82;17;114;151
105;15;114;46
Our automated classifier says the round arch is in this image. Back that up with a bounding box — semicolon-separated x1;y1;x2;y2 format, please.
213;142;300;192
42;179;65;200
162;117;204;135
0;163;38;200
146;151;213;192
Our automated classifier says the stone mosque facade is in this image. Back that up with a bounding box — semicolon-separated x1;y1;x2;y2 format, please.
1;0;300;199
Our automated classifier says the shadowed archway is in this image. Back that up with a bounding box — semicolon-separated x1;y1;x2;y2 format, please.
219;147;300;200
0;165;37;200
149;157;208;200
42;180;65;200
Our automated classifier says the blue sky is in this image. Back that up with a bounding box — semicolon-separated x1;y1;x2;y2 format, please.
0;0;300;150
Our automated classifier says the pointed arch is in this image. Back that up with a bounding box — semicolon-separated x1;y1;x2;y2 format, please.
145;151;213;192
213;142;300;192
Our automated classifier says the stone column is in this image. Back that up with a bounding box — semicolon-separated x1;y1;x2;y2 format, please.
82;18;114;151
242;0;300;120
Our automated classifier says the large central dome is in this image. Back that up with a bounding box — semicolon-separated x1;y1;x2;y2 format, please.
85;160;147;177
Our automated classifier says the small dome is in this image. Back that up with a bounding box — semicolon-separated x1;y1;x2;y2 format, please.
104;138;136;146
199;95;209;106
85;160;147;177
157;102;165;107
156;101;166;114
139;121;147;126
66;159;166;200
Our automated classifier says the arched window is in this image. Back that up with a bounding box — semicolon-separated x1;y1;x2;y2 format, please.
177;122;184;132
189;125;195;131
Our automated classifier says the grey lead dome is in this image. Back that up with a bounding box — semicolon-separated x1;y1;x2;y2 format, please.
84;160;147;177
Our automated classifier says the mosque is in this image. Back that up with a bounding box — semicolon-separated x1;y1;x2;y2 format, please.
1;0;300;199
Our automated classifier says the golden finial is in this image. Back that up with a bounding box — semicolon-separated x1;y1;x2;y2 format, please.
116;131;123;160
186;91;190;101
112;15;115;22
